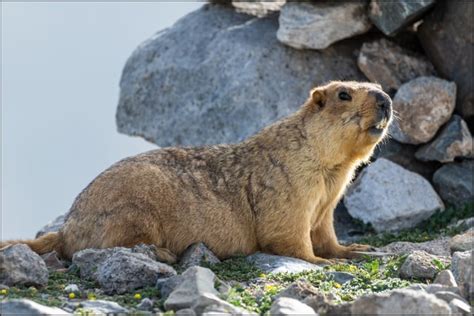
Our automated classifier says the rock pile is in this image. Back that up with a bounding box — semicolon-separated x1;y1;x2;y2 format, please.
115;1;473;234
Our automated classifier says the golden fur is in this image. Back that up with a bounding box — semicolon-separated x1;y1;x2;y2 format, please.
2;81;392;265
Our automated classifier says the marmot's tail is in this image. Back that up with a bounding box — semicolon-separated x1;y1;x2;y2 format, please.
0;232;62;255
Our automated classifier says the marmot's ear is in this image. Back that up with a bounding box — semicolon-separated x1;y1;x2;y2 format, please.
310;87;326;109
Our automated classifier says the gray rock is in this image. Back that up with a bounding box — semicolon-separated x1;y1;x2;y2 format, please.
277;1;371;50
424;284;462;296
434;291;468;305
246;253;323;274
416;115;473;162
97;250;176;294
72;244;160;280
369;0;435;36
391;76;456;145
156;275;183;300
36;214;66;238
41;251;65;271
380;238;451;257
449;231;474;254
0;244;48;287
344;158;444;232
64;284;79;294
78;300;129;315
176;308;197;316
0;299;70;315
451;250;473;300
193;292;256;316
449;217;474;232
164;266;218;311
326;271;355;284
399;251;448;280
418;0;474;118
449;298;472;316
434;270;458;288
137;298;154;311
357;38;436;93
351;289;451;315
276;280;320;301
269;297;317;316
232;0;285;17
116;5;366;147
179;243;220;270
433;160;474;207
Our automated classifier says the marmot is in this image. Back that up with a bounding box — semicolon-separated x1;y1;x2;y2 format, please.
2;81;392;265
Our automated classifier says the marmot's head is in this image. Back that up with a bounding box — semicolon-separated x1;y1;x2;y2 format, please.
304;81;392;162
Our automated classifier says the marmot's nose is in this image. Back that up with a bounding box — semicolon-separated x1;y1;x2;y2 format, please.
371;90;392;119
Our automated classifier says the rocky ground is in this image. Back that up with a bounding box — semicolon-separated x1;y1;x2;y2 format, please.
2;0;473;315
1;206;473;315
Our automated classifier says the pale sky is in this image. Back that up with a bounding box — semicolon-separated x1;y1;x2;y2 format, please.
1;2;203;239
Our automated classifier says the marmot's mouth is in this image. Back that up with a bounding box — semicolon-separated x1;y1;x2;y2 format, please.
368;117;389;134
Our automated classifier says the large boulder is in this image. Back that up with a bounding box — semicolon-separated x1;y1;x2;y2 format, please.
369;0;435;36
418;0;474;119
97;250;177;294
245;253;323;274
0;244;48;287
351;289;451;315
277;1;371;50
390;76;456;145
432;160;474;207
344;158;444;232
0;299;70;315
116;4;366;147
416;115;473;163
357;38;436;94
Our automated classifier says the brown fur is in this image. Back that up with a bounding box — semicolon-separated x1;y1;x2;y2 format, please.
2;81;392;265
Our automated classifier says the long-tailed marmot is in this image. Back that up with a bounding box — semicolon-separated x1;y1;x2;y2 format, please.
2;81;392;265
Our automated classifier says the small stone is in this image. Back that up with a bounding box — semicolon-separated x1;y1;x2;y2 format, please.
433;160;474;207
357;39;436;93
269;297;317;315
36;214;66;238
176;308;197;316
326;271;355;284
390;76;456;145
276;280;320;301
246;253;323;274
0;244;49;287
79;300;129;314
351;289;451;315
232;0;285;17
449;231;474;254
434;270;458;287
434;291;468;305
137;298;154;311
344;158;444;233
449;298;472;315
415;115;473;162
192;293;255;316
451;250;473;300
380;238;451;257
449;217;474;232
369;0;435;36
277;1;371;50
156;275;183;300
41;251;65;271
164;266;218;311
399;251;448;280
179;243;221;270
424;284;461;296
64;284;79;294
0;299;70;315
97;250;176;294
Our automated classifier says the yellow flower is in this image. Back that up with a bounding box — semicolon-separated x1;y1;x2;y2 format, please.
134;293;142;300
87;293;96;301
69;292;76;299
264;284;278;293
0;289;7;295
259;273;267;278
334;282;342;289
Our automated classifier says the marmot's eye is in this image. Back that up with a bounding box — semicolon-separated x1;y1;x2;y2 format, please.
338;91;352;101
